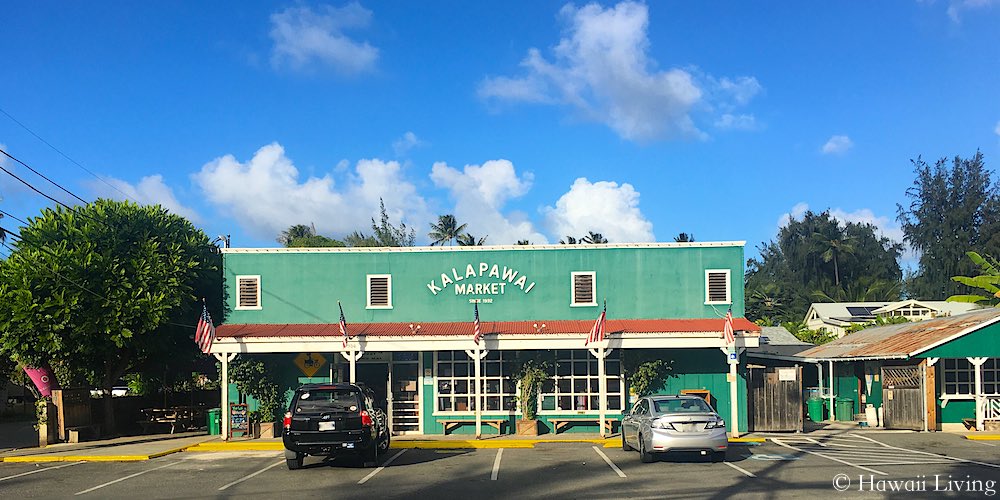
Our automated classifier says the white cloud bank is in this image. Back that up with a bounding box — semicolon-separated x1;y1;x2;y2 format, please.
430;159;548;244
478;1;760;142
393;131;425;156
821;135;853;155
192;143;430;241
543;177;655;242
269;3;379;74
947;0;998;23
90;174;202;223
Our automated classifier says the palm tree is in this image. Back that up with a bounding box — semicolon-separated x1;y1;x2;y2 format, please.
428;215;467;246
456;233;488;246
581;231;608;244
674;232;695;242
516;240;532;245
559;236;578;245
278;224;315;246
811;232;856;287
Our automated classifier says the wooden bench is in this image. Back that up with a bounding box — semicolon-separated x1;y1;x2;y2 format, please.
66;425;101;443
437;419;506;435
141;407;202;434
550;417;616;434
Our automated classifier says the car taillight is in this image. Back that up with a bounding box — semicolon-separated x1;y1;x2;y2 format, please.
360;410;373;427
283;412;292;430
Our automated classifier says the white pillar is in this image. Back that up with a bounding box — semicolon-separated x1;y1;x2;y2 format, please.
350;350;357;383
475;346;482;439
729;359;740;438
817;362;824;403
970;357;987;431
215;353;236;440
598;346;607;438
828;360;836;421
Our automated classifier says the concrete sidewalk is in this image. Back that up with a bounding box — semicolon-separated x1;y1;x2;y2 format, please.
0;432;218;462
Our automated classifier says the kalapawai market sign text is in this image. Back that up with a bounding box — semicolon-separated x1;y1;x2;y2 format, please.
426;262;536;298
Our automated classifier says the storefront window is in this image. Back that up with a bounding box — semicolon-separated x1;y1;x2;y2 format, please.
435;351;516;413
984;358;1000;395
943;358;975;395
540;350;623;412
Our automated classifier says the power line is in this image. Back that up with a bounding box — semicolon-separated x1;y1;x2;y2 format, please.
0;154;79;211
0;208;28;226
0;147;88;204
0;106;137;203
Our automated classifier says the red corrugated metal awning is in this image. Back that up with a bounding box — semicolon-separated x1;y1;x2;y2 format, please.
217;318;761;339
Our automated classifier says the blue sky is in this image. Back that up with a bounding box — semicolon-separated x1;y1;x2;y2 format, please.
1;1;999;260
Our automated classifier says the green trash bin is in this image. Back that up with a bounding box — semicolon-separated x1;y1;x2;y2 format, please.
806;398;826;422
207;408;222;435
835;398;855;422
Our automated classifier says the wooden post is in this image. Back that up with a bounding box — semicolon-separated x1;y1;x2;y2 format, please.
925;358;938;432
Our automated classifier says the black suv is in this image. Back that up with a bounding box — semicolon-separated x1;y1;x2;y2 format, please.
282;383;390;469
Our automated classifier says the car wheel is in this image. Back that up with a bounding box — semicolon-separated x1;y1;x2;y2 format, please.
621;433;632;451
284;449;304;470
638;435;653;463
379;432;391;452
712;451;726;463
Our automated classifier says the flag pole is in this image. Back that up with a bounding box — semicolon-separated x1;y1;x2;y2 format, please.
598;299;607;438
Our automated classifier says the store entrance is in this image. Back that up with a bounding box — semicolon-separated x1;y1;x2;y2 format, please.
357;363;389;413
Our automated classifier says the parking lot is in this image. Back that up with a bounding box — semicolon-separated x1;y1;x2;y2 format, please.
1;433;998;499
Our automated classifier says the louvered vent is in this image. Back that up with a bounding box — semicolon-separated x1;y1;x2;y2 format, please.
706;271;730;303
573;273;595;305
369;276;390;307
237;277;260;308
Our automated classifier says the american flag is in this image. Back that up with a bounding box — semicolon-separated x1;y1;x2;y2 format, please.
723;308;736;344
585;301;607;346
194;304;216;354
339;301;349;348
473;302;482;345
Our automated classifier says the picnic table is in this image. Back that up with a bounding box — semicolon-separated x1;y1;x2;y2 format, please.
139;406;205;434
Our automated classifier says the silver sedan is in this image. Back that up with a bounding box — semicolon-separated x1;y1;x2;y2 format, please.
621;395;728;463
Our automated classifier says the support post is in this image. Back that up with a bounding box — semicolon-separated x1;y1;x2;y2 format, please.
828;360;836;421
598;345;607;437
466;348;488;439
817;362;824;409
729;359;740;438
214;353;237;440
969;357;988;431
340;350;364;384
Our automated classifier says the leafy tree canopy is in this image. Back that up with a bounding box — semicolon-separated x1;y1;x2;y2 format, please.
898;151;1000;299
456;233;487;246
746;210;902;324
428;214;467;246
370;198;415;247
0;199;222;396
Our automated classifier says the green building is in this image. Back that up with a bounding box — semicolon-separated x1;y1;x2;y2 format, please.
211;242;760;438
792;308;1000;431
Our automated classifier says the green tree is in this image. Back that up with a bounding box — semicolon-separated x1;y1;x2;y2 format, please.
746;210;902;323
428;215;467;246
898;151;1000;299
516;240;532;245
948;251;1000;306
277;224;314;246
370;199;415;247
581;231;608;244
0;199;221;432
673;232;695;242
344;231;379;247
287;235;345;248
456;233;487;246
559;236;579;245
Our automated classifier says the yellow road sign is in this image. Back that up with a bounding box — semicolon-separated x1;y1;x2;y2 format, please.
294;352;327;377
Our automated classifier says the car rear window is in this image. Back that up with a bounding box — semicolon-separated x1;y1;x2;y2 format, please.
294;389;361;413
653;398;712;414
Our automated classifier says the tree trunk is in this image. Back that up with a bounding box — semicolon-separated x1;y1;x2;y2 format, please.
102;388;115;437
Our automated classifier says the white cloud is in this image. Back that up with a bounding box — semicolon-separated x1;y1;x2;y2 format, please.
192;142;430;242
994;120;1000;137
714;113;758;131
430;159;548;244
821;135;853;155
478;2;759;142
776;202;810;230
92;175;202;223
392;132;425;156
542;177;654;242
947;0;997;22
269;3;379;74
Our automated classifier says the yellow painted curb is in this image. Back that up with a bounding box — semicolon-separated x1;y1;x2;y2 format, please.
1;445;190;463
729;437;766;443
392;440;536;449
966;435;1000;441
185;441;283;452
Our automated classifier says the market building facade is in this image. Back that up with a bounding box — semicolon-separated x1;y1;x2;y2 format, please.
210;242;759;438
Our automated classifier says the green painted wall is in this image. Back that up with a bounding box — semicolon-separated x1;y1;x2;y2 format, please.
651;349;749;433
933;365;976;424
222;245;745;324
920;321;1000;358
834;363;860;418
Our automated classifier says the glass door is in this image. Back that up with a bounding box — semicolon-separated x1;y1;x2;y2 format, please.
390;353;420;435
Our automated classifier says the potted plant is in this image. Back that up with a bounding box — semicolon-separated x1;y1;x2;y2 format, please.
230;358;281;438
514;357;550;436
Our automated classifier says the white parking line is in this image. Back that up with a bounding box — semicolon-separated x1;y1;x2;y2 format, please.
0;461;84;482
771;438;887;476
75;461;180;495
491;449;503;480
849;434;1000;469
724;461;756;478
217;459;284;491
358;449;407;485
591;446;626;478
